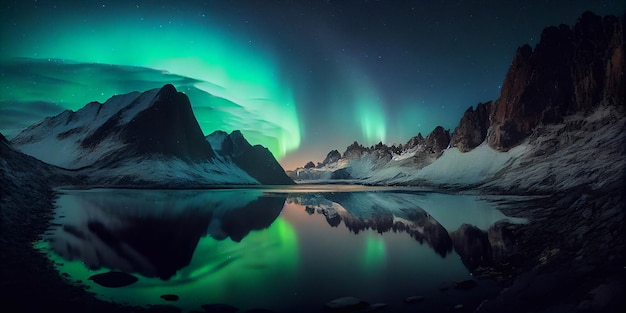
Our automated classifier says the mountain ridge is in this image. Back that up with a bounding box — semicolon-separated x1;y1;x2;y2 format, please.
10;84;293;186
289;11;625;191
206;130;295;185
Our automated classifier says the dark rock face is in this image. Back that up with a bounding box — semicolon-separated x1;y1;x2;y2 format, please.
405;133;424;150
12;84;217;169
421;126;450;155
223;130;252;157
209;130;294;185
120;84;215;162
331;168;352;179
343;141;367;159
0;132;7;143
303;161;315;169
488;12;624;150
321;149;341;166
450;102;491;152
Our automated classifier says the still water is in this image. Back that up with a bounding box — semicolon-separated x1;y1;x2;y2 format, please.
35;186;528;312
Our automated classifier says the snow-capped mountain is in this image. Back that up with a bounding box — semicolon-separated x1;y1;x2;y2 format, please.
206;130;294;185
10;84;292;186
290;12;625;193
288;125;451;181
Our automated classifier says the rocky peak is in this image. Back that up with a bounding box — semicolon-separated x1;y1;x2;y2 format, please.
422;126;450;155
343;141;367;159
321;149;341;166
450;101;492;152
304;161;315;169
0;132;7;144
209;130;293;185
228;130;253;158
405;133;424;150
120;84;215;161
487;12;624;151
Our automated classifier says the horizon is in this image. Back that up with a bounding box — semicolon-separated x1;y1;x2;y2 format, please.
1;1;624;171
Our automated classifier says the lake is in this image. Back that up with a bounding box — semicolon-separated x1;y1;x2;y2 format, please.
35;185;529;312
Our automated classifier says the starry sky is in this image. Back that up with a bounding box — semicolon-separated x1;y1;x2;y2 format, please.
1;1;624;170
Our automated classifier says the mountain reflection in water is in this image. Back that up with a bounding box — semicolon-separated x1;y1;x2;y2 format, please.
37;187;528;312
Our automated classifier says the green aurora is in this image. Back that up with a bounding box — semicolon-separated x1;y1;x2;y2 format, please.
1;14;300;159
2;1;623;169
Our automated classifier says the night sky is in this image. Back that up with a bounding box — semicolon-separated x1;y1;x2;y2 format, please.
1;1;624;169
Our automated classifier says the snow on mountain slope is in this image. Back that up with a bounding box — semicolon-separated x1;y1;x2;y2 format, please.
366;105;625;192
9;85;264;185
206;130;228;153
205;130;295;185
364;144;528;186
482;105;626;192
79;155;258;186
292;103;624;193
11;88;159;169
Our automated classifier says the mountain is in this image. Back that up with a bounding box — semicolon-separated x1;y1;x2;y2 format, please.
288;125;451;181
0;132;74;190
449;101;491;152
290;12;625;192
487;12;625;150
10;84;292;186
318;149;341;168
206;130;295;185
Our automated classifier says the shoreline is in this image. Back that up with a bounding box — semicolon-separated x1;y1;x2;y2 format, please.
1;180;624;312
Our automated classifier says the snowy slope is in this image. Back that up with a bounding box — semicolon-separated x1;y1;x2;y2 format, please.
293;104;624;193
368;105;625;192
482;106;626;192
364;144;528;186
10;85;262;186
12;90;156;169
79;155;258;186
11;90;155;168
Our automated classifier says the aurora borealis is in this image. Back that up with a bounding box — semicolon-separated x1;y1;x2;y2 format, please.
1;1;624;169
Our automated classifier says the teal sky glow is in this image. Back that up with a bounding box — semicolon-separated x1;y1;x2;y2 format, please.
1;1;623;169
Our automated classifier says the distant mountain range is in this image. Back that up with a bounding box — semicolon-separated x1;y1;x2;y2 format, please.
288;11;625;193
6;84;293;186
1;11;623;191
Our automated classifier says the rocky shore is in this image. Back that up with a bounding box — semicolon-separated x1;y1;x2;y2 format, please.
2;154;623;313
475;185;625;313
0;136;146;312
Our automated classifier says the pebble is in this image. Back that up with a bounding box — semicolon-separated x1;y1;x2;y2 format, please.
404;295;425;303
325;296;368;310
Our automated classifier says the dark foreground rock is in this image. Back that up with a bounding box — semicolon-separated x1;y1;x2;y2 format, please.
475;185;626;313
0;137;146;313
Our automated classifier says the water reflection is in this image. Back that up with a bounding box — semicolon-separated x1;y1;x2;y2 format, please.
289;193;453;257
38;187;527;312
45;189;286;279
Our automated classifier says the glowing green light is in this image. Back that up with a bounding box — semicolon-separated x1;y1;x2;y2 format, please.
357;101;386;145
363;233;386;270
332;64;387;145
35;217;298;312
1;13;300;159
